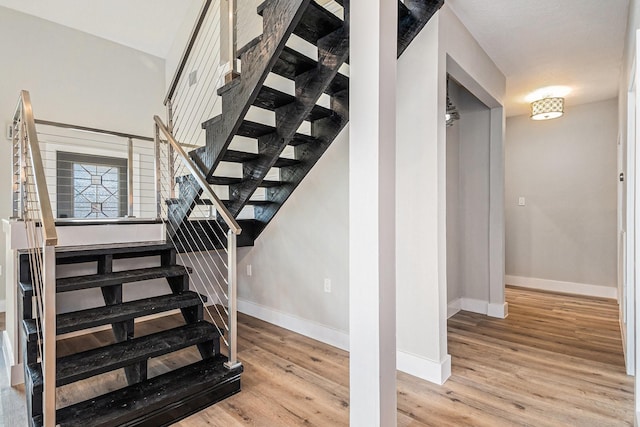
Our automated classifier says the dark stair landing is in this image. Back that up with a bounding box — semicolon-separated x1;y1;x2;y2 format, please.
19;241;240;427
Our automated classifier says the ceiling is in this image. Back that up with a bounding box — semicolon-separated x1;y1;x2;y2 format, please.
0;0;199;58
446;0;630;117
0;0;630;117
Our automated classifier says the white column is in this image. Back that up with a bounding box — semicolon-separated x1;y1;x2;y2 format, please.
349;0;398;425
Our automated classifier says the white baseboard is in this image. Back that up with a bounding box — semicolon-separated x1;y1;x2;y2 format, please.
447;299;461;318
238;299;349;351
0;299;5;312
449;298;508;319
488;302;509;319
505;275;618;300
397;351;451;385
2;330;24;385
460;298;488;315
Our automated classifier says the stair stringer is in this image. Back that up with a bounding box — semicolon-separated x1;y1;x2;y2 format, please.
226;25;350;218
167;0;312;236
193;0;312;176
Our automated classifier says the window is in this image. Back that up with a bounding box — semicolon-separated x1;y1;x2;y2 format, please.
57;152;128;219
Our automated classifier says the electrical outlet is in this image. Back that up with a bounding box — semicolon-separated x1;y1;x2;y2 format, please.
324;278;331;293
246;264;252;277
518;197;526;206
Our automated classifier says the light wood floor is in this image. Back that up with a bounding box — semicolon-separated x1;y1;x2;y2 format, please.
1;287;634;425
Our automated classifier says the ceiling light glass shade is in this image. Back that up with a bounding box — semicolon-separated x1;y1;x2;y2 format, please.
530;97;564;120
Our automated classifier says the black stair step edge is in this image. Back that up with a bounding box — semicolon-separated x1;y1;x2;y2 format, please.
259;0;342;46
33;355;242;427
221;149;260;163
166;198;214;206
272;47;349;96
207;176;282;188
56;265;190;293
53;242;174;266
254;86;333;121
273;157;301;168
221;149;301;168
20;281;33;297
222;199;275;207
23;291;206;340
314;0;407;19
28;321;221;390
236;120;320;146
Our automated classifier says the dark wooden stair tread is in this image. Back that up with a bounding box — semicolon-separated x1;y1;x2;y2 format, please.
28;321;220;390
236;120;319;146
23;291;206;340
220;149;301;168
259;0;342;45
34;355;242;427
55;241;173;259
254;86;333;121
55;265;189;293
221;150;259;163
208;176;282;188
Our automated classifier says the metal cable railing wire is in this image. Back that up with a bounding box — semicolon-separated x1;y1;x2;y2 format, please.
157;142;230;298
156;141;233;343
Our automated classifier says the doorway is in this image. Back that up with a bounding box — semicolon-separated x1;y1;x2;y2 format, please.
445;74;506;319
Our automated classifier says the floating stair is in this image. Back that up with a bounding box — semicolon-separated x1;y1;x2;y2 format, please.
19;242;240;427
177;0;443;248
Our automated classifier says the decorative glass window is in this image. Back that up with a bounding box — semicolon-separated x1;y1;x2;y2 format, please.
57;152;128;219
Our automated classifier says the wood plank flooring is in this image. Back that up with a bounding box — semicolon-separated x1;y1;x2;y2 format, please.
0;286;634;425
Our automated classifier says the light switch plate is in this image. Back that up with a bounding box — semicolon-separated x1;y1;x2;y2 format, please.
518;197;526;206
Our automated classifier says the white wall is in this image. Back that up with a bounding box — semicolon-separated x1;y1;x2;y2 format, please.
505;99;618;297
0;6;166;306
235;127;350;349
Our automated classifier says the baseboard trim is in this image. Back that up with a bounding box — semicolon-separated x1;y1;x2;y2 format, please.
2;330;24;385
397;351;451;385
237;299;349;351
488;302;509;319
449;298;508;319
0;299;5;313
460;298;487;315
505;275;618;300
447;299;461;319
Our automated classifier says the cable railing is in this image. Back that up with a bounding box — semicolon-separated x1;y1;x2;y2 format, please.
13;90;58;427
18;117;203;223
164;0;259;148
154;115;242;369
32;120;157;221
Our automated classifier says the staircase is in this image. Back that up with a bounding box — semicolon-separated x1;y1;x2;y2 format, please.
21;242;242;426
173;0;443;247
19;1;442;425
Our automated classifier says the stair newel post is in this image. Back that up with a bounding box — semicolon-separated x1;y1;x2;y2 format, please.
42;242;56;427
154;124;162;221
224;228;241;370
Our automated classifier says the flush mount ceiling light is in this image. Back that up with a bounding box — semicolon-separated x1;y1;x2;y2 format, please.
530;97;564;121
